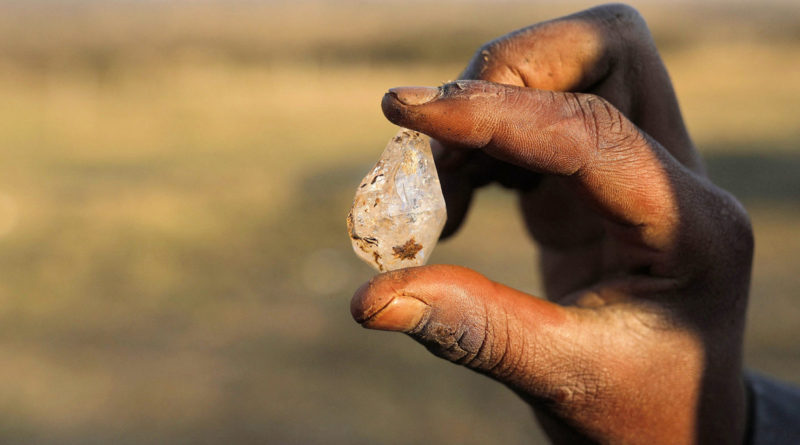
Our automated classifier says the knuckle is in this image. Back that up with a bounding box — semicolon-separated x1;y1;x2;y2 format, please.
581;95;636;148
415;315;483;364
675;186;754;291
587;3;658;65
408;282;490;364
462;38;518;82
462;41;500;79
472;309;515;374
709;191;754;259
725;198;753;248
598;3;642;19
542;361;608;412
592;3;649;35
411;298;524;379
561;93;645;167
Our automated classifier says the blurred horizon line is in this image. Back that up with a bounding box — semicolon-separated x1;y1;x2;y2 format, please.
1;0;798;71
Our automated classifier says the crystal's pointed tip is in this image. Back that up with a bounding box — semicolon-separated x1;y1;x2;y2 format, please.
394;126;425;141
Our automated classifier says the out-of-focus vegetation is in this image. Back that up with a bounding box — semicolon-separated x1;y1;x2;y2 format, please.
0;1;798;444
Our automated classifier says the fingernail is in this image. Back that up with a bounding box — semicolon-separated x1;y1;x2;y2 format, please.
362;295;429;332
388;86;440;106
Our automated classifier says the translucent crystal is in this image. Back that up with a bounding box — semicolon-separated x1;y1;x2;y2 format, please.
347;128;447;272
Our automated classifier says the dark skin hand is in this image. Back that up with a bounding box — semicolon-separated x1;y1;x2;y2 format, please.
351;4;754;445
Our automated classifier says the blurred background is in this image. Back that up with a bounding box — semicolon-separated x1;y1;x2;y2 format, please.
0;0;798;443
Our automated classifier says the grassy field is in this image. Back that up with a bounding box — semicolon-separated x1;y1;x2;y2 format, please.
0;1;798;444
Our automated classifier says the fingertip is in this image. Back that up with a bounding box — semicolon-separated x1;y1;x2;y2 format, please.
382;80;522;152
381;86;441;127
350;269;425;324
387;86;441;106
350;266;469;325
350;277;390;324
380;90;407;127
352;279;430;333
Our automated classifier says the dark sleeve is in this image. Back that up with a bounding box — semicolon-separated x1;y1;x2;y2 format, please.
746;370;800;445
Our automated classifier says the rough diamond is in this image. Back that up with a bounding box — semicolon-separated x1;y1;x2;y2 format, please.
347;128;447;272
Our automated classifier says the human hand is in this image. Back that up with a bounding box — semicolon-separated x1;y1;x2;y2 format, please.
351;4;754;444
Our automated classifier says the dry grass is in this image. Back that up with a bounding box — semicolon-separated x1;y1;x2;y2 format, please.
0;1;798;444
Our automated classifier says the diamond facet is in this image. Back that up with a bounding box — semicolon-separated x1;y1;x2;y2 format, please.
347;128;447;272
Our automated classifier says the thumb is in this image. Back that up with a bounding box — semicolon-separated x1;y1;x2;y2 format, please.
351;265;589;403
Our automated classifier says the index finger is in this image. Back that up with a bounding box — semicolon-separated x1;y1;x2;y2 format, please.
383;80;695;254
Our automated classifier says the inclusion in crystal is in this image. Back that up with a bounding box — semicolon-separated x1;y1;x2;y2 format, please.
347;128;447;272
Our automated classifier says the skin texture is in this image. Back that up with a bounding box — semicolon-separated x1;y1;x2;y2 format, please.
351;4;754;445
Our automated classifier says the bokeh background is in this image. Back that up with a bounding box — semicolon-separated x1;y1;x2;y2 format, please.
0;0;798;443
